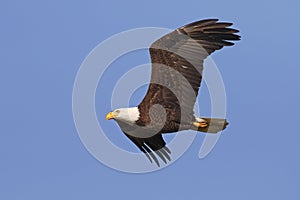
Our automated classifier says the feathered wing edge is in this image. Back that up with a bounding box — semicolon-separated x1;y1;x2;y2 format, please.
179;18;241;51
123;132;171;167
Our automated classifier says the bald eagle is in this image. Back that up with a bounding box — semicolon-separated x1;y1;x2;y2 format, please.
106;19;240;166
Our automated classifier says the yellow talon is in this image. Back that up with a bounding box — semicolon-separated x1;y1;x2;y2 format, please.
193;121;208;128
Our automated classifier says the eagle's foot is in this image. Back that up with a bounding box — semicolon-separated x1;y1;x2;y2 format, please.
193;121;208;128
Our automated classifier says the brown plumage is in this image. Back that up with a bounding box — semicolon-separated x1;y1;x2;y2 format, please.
108;19;240;166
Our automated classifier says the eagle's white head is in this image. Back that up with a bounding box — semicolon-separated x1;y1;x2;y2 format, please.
106;107;140;123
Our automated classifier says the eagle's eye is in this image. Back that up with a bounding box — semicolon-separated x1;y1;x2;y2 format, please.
115;110;120;114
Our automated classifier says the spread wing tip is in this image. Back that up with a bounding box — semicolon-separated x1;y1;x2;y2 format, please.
123;132;171;167
181;18;241;45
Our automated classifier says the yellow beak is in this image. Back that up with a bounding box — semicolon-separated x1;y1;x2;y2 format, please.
106;112;116;120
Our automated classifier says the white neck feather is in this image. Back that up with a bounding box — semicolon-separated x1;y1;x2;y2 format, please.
115;107;140;123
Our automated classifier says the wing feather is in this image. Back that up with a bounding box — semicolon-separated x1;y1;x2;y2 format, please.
123;132;171;167
138;19;240;124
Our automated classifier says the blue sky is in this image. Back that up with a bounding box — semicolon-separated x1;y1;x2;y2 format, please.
1;0;300;199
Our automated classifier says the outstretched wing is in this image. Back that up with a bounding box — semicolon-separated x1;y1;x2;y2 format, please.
123;132;171;167
138;19;240;124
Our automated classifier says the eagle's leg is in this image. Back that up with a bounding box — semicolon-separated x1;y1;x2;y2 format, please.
192;117;229;133
193;117;208;128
